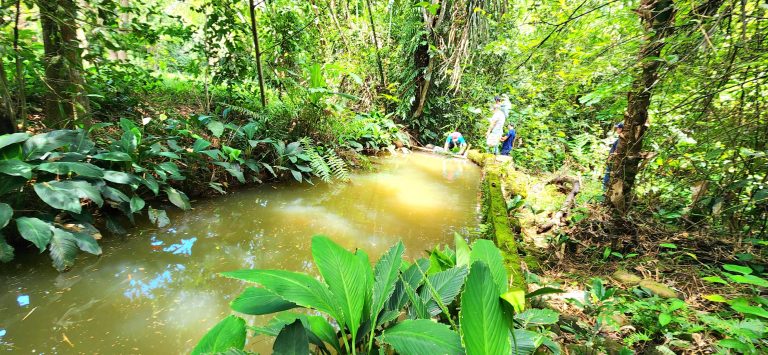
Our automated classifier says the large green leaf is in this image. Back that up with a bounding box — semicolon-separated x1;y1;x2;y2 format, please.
192;315;246;355
510;329;540;355
272;320;309;355
0;234;14;262
36;162;104;178
0;159;33;179
165;187;191;210
23;130;79;160
455;233;471;267
379;319;463;355
221;269;340;319
460;261;511;355
470;239;508;295
15;217;53;252
420;266;468;316
34;180;104;213
230;287;297;315
0;132;30;150
515;309;560;327
49;227;80;271
0;202;12;228
388;258;430;312
104;170;138;185
306;315;340;353
69;229;102;255
130;196;145;213
207;120;225;137
311;236;367;343
371;241;405;326
92;151;133;162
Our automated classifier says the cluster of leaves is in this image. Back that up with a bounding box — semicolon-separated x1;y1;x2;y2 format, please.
0;127;190;270
560;268;767;354
194;234;562;354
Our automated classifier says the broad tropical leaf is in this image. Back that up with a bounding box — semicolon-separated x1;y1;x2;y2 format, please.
454;233;470;267
311;236;367;343
130;196;145;213
92;151;133;162
470;239;508;295
0;202;12;228
221;269;340;319
16;217;53;252
34;180;104;213
272;320;309;355
419;266;468;316
370;241;405;329
379;319;463;355
460;261;511;355
23;130;79;160
0;132;30;150
49;227;80;271
230;287;297;315
511;329;540;355
165;187;191;210
36;162;104;178
0;159;33;179
306;315;340;353
191;315;246;355
515;309;560;327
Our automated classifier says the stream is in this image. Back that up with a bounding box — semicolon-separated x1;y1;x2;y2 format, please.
0;152;481;354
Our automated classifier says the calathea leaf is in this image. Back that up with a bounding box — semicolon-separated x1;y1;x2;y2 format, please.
0;132;30;150
370;241;405;334
191;315;246;355
379;319;463;355
49;227;80;271
470;239;508;295
419;266;469;316
34;180;104;213
311;236;368;344
36;162;104;178
272;320;309;355
0;202;12;228
230;287;297;315
460;261;511;355
165;187;191;210
23;130;79;160
220;269;340;320
0;159;34;179
15;217;53;252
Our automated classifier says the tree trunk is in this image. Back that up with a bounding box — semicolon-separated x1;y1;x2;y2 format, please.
605;0;676;214
0;53;16;134
248;0;267;107
365;0;385;87
38;0;90;128
13;0;26;130
117;0;130;61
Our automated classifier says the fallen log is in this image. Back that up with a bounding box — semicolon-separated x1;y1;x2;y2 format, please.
537;176;581;233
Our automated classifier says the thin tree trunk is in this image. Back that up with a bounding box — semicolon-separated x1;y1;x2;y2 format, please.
117;0;130;61
38;0;90;128
365;0;385;87
14;0;26;130
606;0;676;214
248;0;267;107
0;54;16;134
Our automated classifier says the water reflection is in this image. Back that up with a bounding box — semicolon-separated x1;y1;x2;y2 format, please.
123;264;186;300
0;153;481;354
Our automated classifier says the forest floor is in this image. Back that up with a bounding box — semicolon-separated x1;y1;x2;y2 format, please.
490;159;762;354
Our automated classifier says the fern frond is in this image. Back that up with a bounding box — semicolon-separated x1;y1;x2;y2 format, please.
300;138;332;183
223;103;261;121
325;149;350;182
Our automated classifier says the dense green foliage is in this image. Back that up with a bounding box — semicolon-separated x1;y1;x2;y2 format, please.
197;235;561;354
0;0;766;352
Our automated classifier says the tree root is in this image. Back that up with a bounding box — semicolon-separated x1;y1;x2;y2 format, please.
537;176;581;233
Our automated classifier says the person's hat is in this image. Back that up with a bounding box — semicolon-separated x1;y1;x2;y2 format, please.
451;132;461;140
615;123;624;129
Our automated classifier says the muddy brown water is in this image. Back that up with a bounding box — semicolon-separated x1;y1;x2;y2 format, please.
0;152;481;354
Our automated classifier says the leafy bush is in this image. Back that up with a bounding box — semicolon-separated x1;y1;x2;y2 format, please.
194;235;561;355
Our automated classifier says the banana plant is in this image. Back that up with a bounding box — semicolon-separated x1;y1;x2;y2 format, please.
194;235;561;354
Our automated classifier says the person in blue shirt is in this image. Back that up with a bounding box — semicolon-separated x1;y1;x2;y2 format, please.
443;132;467;154
500;124;516;155
603;122;624;189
